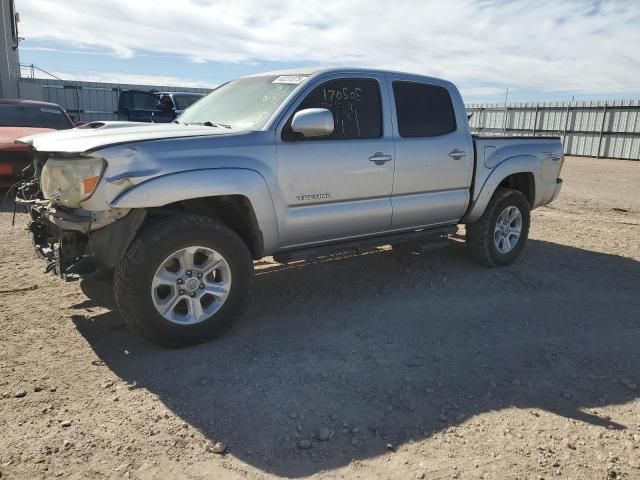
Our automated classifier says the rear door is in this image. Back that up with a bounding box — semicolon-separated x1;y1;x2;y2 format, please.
275;74;395;247
387;77;473;228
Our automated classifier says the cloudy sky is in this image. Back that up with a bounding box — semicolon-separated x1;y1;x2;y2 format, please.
15;0;640;102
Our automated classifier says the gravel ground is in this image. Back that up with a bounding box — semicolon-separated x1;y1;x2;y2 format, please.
0;156;639;480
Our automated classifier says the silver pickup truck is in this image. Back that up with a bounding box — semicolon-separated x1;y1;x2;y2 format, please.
15;68;563;347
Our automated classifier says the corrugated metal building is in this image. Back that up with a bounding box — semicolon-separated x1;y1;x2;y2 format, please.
19;78;213;122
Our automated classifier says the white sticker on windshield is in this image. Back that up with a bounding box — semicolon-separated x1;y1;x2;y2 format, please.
40;108;62;114
272;75;308;85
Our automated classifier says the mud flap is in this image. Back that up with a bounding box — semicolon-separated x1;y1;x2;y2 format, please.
86;209;147;270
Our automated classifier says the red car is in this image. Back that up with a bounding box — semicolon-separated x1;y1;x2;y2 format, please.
0;99;74;188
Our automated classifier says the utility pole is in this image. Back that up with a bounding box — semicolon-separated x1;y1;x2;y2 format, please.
0;0;21;98
502;88;509;134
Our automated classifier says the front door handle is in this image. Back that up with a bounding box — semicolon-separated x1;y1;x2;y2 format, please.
369;152;392;165
448;149;467;160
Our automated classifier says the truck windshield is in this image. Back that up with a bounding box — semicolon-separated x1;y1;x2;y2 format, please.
0;104;73;130
178;75;307;130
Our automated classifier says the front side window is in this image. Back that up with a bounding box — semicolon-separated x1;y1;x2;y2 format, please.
392;81;456;138
159;95;174;109
125;91;160;110
286;78;382;140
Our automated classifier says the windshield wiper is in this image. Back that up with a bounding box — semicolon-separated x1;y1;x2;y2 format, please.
185;121;232;129
203;121;232;129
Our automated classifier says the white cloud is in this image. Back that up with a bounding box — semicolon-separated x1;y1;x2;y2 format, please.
16;0;640;94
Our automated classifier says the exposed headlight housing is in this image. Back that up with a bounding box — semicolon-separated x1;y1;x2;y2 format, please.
40;156;106;208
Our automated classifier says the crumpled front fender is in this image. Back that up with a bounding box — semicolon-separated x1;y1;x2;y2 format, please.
110;168;280;254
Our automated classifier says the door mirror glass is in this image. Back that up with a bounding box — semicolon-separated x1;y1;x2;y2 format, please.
290;108;334;138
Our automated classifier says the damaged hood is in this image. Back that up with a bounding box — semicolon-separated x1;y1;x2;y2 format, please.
17;121;245;154
0;127;55;149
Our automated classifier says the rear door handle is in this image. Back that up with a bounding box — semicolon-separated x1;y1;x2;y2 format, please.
369;152;392;165
448;149;467;160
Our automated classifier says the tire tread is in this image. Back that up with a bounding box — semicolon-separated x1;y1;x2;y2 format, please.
113;214;252;347
466;187;530;267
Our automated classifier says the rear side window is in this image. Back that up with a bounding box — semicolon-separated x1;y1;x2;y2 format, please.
121;91;160;110
392;81;456;137
173;94;201;110
287;78;382;140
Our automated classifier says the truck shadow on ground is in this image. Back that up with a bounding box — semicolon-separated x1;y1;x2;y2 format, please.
73;239;640;477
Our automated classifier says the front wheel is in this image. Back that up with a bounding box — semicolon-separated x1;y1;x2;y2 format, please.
465;188;531;267
113;214;252;348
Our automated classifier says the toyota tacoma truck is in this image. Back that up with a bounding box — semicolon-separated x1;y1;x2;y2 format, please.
15;68;563;348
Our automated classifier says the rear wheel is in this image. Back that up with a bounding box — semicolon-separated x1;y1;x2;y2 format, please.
114;214;252;348
466;188;530;267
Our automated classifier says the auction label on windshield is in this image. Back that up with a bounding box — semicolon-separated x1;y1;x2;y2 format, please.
272;75;308;84
40;108;62;114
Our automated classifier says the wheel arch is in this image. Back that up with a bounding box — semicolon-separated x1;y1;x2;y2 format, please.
110;168;279;258
463;155;540;223
147;195;264;259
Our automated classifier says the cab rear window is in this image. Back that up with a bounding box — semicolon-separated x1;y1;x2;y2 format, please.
0;104;73;130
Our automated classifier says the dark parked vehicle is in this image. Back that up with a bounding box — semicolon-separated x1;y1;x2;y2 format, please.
152;92;203;123
117;90;159;123
0;100;73;187
118;90;204;123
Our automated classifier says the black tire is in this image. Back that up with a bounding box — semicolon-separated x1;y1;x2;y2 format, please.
113;214;252;348
465;188;531;267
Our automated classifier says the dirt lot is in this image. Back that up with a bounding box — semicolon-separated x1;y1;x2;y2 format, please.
1;156;639;480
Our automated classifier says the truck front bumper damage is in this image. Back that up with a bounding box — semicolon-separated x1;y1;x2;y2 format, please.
23;203;146;280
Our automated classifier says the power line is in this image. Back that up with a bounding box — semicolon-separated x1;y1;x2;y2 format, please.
19;63;63;80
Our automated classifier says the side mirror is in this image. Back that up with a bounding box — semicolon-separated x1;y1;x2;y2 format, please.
291;108;334;138
74;121;86;128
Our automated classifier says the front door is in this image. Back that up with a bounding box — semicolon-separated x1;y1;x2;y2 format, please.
276;76;395;247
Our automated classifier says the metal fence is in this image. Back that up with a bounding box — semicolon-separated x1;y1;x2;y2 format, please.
20;78;213;123
466;100;640;160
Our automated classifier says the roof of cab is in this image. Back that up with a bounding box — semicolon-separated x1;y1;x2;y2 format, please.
0;99;65;108
245;67;452;87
